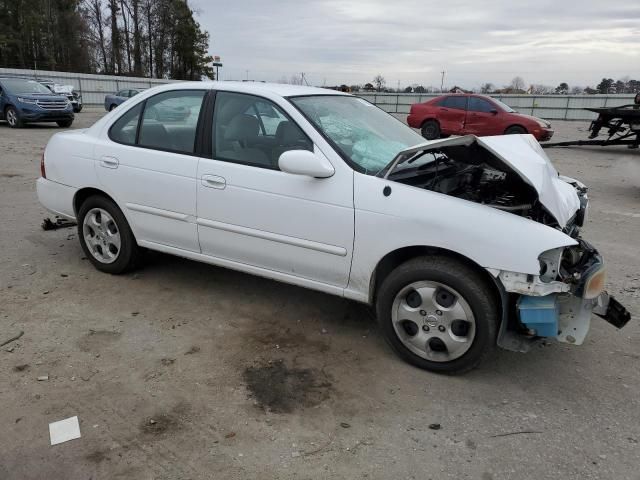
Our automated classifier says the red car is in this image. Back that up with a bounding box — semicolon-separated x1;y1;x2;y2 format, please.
407;94;554;141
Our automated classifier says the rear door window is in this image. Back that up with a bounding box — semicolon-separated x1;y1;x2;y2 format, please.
138;90;205;153
108;90;205;154
443;96;467;110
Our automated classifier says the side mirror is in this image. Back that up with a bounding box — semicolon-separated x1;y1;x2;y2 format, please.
490;109;498;115
279;150;335;178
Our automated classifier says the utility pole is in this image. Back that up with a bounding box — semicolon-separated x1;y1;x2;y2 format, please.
301;72;309;86
246;70;249;81
440;70;446;92
397;79;400;92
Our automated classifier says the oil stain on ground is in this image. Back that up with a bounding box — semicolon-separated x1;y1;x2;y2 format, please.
243;360;332;413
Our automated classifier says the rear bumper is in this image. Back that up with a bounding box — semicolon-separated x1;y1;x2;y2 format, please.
36;177;77;220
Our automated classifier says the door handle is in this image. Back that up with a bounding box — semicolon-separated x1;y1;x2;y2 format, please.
99;156;119;169
201;174;226;189
439;108;449;111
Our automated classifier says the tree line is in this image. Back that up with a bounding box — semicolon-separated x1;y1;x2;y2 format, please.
0;0;213;80
331;75;640;95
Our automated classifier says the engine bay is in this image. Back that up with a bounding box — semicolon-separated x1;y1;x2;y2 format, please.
388;143;559;227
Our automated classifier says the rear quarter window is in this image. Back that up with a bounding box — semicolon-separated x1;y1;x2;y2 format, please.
109;103;143;145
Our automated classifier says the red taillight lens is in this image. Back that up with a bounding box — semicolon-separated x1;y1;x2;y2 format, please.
40;152;46;178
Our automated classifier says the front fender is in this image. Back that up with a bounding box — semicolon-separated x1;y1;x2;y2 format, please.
347;173;576;300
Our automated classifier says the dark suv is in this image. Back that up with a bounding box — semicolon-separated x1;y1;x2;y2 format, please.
0;77;74;128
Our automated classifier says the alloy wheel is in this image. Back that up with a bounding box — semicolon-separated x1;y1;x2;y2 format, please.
391;281;476;362
82;208;121;264
6;109;16;126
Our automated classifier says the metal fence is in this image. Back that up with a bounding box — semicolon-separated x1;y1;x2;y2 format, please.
355;93;637;121
0;67;175;107
1;67;636;120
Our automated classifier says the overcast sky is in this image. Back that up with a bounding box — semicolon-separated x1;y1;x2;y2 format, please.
191;0;639;90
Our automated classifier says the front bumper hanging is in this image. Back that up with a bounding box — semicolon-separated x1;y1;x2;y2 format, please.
593;292;632;329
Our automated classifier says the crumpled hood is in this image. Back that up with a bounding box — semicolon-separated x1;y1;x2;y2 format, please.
477;134;579;226
387;134;580;227
52;84;75;94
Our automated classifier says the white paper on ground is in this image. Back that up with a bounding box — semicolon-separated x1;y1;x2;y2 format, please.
49;416;81;445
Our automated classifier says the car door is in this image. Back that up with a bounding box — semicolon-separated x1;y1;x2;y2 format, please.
196;91;355;288
94;89;207;252
436;96;467;134
464;96;500;136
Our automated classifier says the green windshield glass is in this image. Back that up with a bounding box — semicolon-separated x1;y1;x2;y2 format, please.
290;95;424;174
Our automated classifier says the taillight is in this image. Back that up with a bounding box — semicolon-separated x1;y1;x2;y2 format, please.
40;152;46;178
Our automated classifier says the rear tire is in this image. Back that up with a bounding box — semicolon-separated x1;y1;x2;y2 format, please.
505;125;526;135
77;195;140;274
5;106;23;128
420;120;440;140
57;120;73;128
376;256;498;374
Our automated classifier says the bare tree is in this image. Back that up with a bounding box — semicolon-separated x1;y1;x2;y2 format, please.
570;86;583;95
85;0;109;72
510;76;525;91
290;74;303;85
373;74;385;92
108;0;122;73
130;0;143;75
480;82;494;94
120;0;132;73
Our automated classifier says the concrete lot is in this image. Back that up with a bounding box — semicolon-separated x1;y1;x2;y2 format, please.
1;111;639;480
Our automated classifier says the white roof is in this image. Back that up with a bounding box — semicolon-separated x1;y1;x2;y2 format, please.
155;80;350;98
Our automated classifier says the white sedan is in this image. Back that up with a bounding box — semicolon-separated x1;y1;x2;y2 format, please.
37;82;630;373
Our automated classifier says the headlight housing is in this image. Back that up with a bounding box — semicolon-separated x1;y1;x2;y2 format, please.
583;265;606;299
17;97;37;104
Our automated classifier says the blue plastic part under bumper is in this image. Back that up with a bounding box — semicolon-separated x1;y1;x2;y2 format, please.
517;295;559;337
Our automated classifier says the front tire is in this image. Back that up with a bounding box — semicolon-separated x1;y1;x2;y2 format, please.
5;107;23;128
57;119;73;128
420;120;440;140
505;125;526;135
376;256;498;374
77;195;140;274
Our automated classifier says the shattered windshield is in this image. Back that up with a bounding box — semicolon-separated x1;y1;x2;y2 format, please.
290;95;424;174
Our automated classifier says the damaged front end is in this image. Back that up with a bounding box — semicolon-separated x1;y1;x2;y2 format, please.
497;239;631;352
380;134;631;351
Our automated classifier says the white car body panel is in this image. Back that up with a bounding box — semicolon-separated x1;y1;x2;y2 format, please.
37;81;580;305
345;172;577;300
197;150;354;287
93;140;201;253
